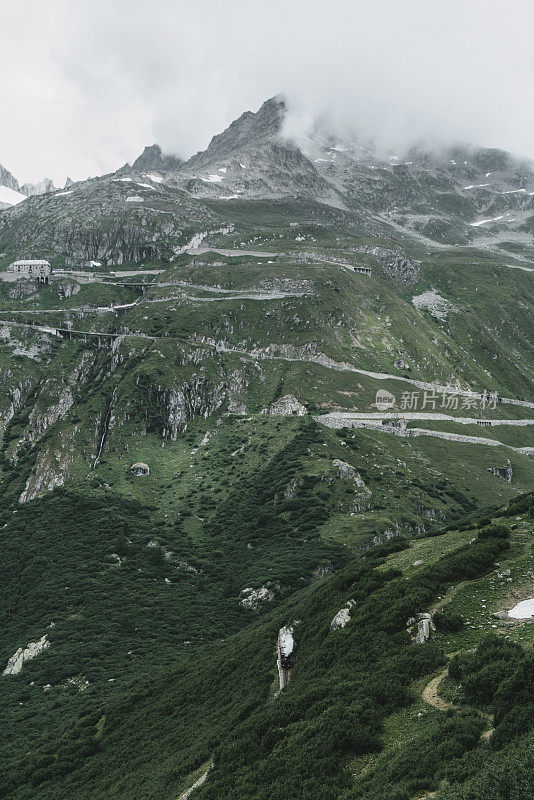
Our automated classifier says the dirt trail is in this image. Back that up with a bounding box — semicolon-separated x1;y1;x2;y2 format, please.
429;582;469;615
421;666;494;741
177;765;210;799
422;668;453;711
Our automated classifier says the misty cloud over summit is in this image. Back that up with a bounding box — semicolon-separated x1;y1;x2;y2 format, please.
1;0;533;184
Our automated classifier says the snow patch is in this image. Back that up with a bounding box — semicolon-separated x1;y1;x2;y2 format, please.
202;174;223;183
470;215;506;227
278;626;294;657
125;195;144;203
54;190;73;197
145;173;164;183
0;185;27;206
508;599;534;619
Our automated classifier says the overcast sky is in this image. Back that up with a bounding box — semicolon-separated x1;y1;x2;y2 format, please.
1;0;533;184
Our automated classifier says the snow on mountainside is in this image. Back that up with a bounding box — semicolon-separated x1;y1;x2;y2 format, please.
0;162;27;208
0;160;57;207
0;184;27;208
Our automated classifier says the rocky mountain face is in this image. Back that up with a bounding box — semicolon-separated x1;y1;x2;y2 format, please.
2;95;533;260
120;143;184;174
0;162;19;192
20;177;58;196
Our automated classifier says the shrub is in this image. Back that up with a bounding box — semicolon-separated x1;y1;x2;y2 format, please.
434;610;464;632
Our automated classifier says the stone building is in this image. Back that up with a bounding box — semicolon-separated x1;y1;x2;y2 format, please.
8;259;52;282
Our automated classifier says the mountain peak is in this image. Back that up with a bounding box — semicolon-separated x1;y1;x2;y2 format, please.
130;144;183;173
184;95;288;172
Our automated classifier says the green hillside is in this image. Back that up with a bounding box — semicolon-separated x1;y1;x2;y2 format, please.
0;103;533;799
1;490;532;800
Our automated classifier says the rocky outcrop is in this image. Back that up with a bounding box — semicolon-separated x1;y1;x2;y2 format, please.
20;178;57;197
332;458;358;480
53;280;81;299
240;583;279;610
372;526;400;547
3;634;50;675
0;162;20;192
365;247;421;285
487;460;513;482
262;394;306;416
25;387;74;443
330;599;356;630
160;378;227;439
283;476;301;500
19;444;75;503
329;459;372;512
129;144;183;174
277;625;295;690
406;613;436;644
6;280;36;299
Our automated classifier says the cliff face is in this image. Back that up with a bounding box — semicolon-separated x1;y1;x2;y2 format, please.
130;144;183;173
0;162;20;192
159;378;228;440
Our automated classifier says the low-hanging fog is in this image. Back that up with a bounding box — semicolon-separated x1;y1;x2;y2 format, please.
1;0;533;184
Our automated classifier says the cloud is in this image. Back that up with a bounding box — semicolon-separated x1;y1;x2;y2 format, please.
0;0;533;184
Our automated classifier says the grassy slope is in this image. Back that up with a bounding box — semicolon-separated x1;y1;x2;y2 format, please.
2;493;531;800
0;199;532;800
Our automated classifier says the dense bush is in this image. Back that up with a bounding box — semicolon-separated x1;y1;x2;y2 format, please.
434;610;464;632
0;470;527;800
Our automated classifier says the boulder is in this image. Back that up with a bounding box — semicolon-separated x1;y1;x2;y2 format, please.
240;584;278;610
330;599;356;630
130;462;149;476
406;612;436;644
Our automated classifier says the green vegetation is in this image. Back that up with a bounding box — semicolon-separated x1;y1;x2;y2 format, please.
0;191;532;799
2;490;531;800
